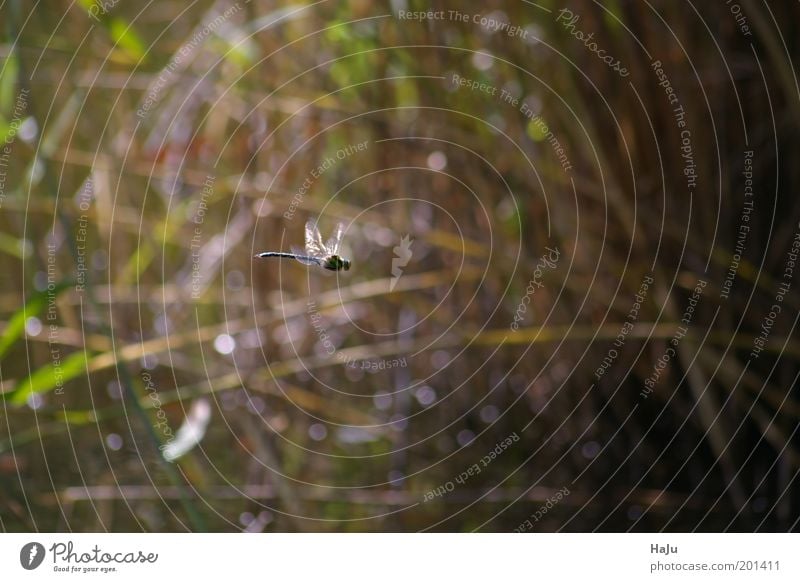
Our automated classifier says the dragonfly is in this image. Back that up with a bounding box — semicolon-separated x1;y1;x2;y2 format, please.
255;219;351;271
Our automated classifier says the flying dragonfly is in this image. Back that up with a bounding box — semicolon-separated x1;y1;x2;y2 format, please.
255;219;351;271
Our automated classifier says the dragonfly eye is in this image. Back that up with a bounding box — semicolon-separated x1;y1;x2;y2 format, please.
343;260;350;271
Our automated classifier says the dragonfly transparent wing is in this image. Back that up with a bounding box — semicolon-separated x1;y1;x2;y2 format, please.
324;222;344;255
304;219;326;259
290;245;319;265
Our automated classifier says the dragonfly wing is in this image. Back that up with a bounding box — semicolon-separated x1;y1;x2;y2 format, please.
325;222;345;255
304;219;325;258
290;245;320;265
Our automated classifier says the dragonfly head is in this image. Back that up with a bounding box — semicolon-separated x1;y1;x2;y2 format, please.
342;259;351;271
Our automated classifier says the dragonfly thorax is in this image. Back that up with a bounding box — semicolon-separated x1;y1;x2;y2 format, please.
323;255;350;271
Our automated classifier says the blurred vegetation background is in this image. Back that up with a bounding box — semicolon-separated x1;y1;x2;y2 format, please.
0;0;798;532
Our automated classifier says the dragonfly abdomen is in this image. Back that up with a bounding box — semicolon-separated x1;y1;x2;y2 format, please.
254;252;322;265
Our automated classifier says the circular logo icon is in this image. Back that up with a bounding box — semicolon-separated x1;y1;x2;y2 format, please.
19;542;46;570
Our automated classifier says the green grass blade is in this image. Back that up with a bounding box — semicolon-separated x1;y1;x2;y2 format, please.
0;282;70;360
8;350;89;405
108;17;146;62
0;48;19;112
